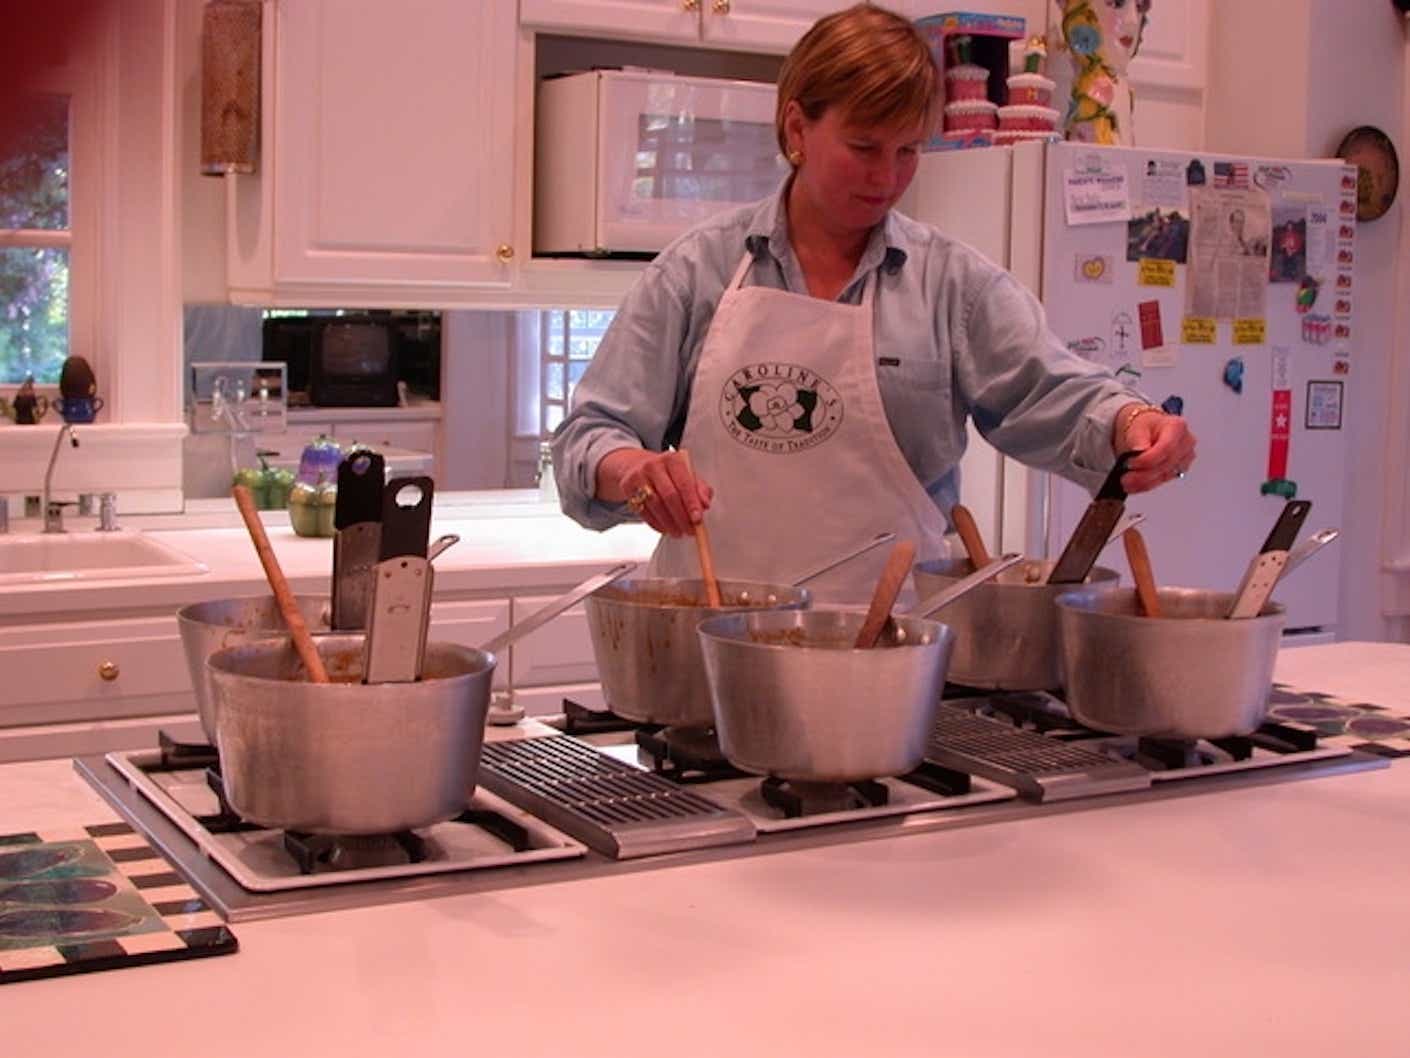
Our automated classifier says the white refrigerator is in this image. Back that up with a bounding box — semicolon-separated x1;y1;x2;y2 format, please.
901;141;1357;634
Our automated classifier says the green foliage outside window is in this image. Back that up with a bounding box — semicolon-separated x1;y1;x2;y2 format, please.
0;95;70;385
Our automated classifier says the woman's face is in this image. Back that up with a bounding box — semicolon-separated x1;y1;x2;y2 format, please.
1094;0;1145;69
785;103;925;238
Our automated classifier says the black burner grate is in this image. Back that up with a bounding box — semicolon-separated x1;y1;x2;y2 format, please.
759;778;889;818
283;830;428;874
633;725;746;782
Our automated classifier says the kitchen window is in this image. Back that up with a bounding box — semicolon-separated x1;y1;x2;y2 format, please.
517;309;616;437
0;94;73;386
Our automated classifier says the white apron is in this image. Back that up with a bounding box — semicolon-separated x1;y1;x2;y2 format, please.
651;252;952;605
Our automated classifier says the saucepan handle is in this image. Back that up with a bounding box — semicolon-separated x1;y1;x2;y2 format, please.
789;531;896;587
905;553;1025;619
478;561;636;657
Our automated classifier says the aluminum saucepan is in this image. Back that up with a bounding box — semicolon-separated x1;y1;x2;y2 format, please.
584;578;812;727
696;555;1022;782
912;557;1120;690
207;634;494;834
177;595;333;744
581;533;899;727
1055;586;1286;739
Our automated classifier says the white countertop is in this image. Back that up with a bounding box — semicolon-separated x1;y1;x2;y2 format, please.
1;642;1408;1057
2;493;657;618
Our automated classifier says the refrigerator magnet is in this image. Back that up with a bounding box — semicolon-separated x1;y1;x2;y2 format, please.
1110;310;1136;359
1182;316;1216;344
1272;347;1291;392
1222;357;1245;394
1233;318;1267;345
1137;258;1176;287
1137;300;1175;367
1305;381;1343;430
1074;254;1114;283
1265;388;1293;487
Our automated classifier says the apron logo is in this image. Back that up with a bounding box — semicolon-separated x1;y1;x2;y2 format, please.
720;362;843;453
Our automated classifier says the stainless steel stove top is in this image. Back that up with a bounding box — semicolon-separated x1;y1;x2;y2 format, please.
107;750;585;892
73;689;1392;924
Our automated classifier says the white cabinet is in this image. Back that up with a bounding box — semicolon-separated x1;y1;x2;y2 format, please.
228;1;519;305
0;615;196;764
428;599;511;691
520;0;831;53
508;593;602;689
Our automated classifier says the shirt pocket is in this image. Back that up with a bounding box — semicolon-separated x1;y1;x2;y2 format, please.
876;357;949;410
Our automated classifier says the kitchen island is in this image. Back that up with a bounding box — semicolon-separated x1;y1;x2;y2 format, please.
1;642;1406;1058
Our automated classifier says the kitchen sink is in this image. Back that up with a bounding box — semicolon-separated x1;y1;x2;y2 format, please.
0;529;209;584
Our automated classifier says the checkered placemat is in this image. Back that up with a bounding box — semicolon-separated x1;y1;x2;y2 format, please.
0;821;237;984
1269;683;1410;759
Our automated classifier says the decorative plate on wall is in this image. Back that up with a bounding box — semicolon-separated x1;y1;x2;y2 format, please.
1335;125;1400;222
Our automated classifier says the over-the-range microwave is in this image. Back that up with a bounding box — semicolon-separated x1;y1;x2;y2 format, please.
534;69;789;256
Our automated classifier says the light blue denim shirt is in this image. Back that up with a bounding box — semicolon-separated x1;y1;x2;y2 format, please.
552;180;1141;531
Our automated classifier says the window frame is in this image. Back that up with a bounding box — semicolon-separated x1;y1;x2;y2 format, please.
0;47;98;397
535;308;614;438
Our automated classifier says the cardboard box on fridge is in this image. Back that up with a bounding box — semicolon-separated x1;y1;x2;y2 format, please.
916;11;1026;152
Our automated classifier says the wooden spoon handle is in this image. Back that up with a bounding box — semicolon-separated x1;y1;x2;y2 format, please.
951;504;992;569
853;540;917;649
1123;527;1163;618
677;450;722;607
232;484;330;683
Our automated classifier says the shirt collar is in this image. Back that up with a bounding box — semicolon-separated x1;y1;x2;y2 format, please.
745;177;909;276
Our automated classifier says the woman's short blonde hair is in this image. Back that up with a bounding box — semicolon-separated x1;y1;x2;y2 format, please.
775;3;938;157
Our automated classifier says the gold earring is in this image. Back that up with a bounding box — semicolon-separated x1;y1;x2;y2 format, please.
787;148;803;166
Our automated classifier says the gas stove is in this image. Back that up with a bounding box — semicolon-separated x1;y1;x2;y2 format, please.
75;684;1390;924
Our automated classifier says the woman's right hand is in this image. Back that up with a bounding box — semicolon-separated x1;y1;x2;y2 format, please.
596;448;713;537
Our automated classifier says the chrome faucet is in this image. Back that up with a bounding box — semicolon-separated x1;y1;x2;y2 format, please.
43;424;79;533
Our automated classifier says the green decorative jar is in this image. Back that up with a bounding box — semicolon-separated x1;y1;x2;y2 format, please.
288;475;338;537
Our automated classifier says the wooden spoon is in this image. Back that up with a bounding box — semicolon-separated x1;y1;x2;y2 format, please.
677;449;722;607
853;540;917;649
232;484;330;683
950;503;992;569
1123;526;1163;618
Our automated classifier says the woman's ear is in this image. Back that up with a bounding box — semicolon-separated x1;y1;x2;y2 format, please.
781;99;806;155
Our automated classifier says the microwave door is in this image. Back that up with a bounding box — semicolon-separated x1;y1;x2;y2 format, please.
596;71;784;254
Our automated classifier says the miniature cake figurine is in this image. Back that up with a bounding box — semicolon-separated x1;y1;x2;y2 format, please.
994;36;1059;146
941;35;998;137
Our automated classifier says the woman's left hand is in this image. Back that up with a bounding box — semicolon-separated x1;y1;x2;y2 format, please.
1117;406;1198;493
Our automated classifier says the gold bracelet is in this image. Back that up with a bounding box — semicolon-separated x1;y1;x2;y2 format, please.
1117;403;1164;448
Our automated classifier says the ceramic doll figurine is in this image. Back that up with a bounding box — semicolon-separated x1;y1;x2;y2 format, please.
1051;0;1152;145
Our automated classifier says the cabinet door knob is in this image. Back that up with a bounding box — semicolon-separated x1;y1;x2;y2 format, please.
98;661;120;682
712;0;730;12
682;0;699;11
496;243;515;263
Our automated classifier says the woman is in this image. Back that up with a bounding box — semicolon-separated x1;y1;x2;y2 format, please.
552;3;1195;603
